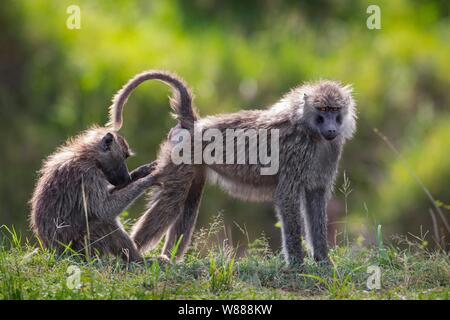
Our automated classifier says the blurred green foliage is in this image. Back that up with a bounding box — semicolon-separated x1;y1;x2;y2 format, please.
0;0;449;248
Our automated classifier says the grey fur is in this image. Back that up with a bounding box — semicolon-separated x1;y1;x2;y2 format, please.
30;126;158;263
129;76;356;266
108;70;199;130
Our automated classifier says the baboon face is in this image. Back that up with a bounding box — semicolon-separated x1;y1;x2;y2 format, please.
313;106;343;141
304;84;350;141
97;132;133;187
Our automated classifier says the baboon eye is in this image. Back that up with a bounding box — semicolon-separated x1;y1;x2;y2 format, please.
101;133;114;152
125;149;134;158
316;115;324;124
332;107;339;112
317;107;327;112
124;150;132;159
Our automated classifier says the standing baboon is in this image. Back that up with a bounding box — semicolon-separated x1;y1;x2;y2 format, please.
110;71;356;266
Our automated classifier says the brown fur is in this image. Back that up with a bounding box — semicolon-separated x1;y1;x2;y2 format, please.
30;126;158;263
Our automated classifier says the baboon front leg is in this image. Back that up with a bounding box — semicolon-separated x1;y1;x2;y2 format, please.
100;174;157;219
274;189;304;267
162;172;205;260
304;188;329;262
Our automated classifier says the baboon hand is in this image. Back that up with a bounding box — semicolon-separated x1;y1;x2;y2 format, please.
130;161;158;181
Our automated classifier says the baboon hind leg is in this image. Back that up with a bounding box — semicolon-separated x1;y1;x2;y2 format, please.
162;172;205;260
89;221;142;263
131;165;196;253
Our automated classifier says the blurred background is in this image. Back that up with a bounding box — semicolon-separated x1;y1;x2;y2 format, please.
0;0;449;251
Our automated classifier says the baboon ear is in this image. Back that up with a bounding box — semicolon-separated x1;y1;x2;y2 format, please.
303;93;311;108
101;132;114;151
303;93;309;103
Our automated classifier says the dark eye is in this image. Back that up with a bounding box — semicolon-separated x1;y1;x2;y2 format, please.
336;114;342;124
332;107;339;112
316;115;324;124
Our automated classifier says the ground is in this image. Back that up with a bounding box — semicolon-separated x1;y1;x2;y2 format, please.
0;218;449;300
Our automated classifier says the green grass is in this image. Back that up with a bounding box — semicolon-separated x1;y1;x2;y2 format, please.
0;220;449;300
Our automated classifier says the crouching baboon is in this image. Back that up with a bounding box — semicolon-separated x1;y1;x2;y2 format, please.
111;71;357;266
30;126;158;262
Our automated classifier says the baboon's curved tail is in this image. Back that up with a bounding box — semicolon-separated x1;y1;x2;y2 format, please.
108;70;198;130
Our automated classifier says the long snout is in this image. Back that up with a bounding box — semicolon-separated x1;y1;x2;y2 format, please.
321;126;339;141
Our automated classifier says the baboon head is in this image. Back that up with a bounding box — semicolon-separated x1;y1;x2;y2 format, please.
302;81;356;141
96;132;133;187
